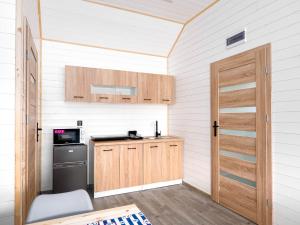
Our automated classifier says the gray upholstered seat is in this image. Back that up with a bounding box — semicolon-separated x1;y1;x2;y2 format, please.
26;189;94;224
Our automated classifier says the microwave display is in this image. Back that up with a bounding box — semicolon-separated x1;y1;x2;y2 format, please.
53;129;81;145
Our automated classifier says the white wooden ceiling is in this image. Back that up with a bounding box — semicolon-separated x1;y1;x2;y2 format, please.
40;0;215;57
87;0;215;24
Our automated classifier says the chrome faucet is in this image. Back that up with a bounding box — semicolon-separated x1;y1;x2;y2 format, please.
155;120;161;138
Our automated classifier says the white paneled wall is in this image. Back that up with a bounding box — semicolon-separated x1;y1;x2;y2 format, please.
0;1;15;225
42;40;168;191
168;0;300;225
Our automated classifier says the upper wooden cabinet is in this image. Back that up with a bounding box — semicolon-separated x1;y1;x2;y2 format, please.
159;75;175;104
138;73;160;104
65;66;91;102
115;71;138;104
65;66;175;104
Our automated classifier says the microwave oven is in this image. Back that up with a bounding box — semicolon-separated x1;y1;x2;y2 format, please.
53;128;85;145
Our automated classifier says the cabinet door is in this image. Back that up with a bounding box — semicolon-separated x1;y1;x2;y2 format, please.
91;69;116;103
138;73;159;104
94;145;120;192
115;71;138;104
65;66;91;102
94;68;117;86
166;141;183;180
120;144;143;188
115;71;137;87
143;142;164;184
160;75;175;104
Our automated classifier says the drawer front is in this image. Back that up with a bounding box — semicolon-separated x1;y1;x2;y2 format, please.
53;145;87;164
160;98;173;104
140;97;156;104
94;94;115;103
71;95;89;102
116;95;137;104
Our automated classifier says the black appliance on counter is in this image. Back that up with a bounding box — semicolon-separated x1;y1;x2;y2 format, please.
53;128;87;193
90;131;143;142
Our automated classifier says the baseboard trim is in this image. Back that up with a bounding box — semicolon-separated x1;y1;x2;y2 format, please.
94;179;182;198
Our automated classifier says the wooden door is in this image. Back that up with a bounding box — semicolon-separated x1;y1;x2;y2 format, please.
143;143;164;184
138;73;159;104
120;144;143;188
25;24;39;214
211;44;272;225
166;141;183;180
65;66;91;101
159;75;175;104
94;145;120;192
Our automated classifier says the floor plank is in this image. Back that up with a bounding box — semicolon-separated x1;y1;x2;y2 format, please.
92;184;255;225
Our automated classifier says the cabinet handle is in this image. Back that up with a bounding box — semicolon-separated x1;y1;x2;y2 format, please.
144;98;152;101
128;147;136;150
170;145;178;147
73;96;84;99
103;149;113;151
122;97;131;100
150;145;158;148
99;97;109;99
162;99;170;102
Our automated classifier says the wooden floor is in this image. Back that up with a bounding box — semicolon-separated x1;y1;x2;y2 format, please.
92;184;255;225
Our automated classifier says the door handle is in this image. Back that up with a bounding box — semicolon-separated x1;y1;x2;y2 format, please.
213;121;220;137
37;122;42;142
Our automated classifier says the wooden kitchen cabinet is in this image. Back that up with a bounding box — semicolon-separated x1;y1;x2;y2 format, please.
94;68;117;86
115;71;138;104
115;71;138;87
138;73;160;104
120;144;143;188
65;66;176;105
65;66;91;101
165;141;183;180
143;142;165;184
94;145;120;192
90;68;116;103
160;75;175;104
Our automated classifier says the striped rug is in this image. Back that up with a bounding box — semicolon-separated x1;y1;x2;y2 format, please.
87;211;152;225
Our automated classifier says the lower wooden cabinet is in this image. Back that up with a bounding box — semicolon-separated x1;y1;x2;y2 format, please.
94;139;183;193
166;141;183;180
94;145;120;192
143;142;164;184
120;144;143;188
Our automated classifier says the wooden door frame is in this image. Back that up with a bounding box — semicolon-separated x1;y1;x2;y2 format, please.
211;44;272;225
